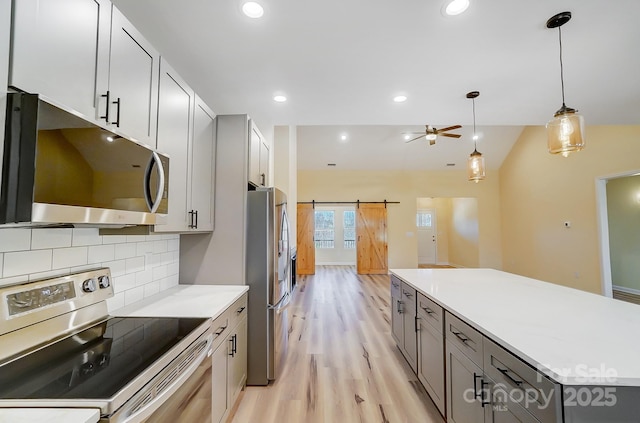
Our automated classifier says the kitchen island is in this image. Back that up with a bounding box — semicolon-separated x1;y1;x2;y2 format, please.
391;268;640;422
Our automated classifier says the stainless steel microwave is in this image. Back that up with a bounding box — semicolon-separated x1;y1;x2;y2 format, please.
0;93;169;227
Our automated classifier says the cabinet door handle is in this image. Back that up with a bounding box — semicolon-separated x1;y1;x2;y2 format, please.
100;91;110;122
188;210;195;228
473;373;482;400
414;316;419;332
229;335;236;357
497;367;524;387
194;210;198;229
396;300;403;314
480;379;490;407
260;173;266;186
452;330;470;344
112;97;121;127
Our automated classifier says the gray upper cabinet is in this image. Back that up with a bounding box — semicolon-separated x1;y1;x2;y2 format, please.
249;122;268;187
10;0;111;121
9;1;159;146
108;6;159;145
154;58;194;233
188;96;216;232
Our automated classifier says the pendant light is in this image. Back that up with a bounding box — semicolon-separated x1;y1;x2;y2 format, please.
466;91;485;183
546;11;585;157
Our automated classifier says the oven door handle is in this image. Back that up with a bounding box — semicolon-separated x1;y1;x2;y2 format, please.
118;334;213;423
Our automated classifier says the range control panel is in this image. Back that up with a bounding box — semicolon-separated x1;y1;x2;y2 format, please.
0;268;113;335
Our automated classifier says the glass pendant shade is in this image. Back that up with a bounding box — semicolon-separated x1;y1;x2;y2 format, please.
546;108;585;157
467;149;485;183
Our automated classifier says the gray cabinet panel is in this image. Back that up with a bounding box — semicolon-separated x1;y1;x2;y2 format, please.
211;339;228;423
155;58;193;232
189;97;216;231
108;6;159;145
418;315;445;415
447;340;485;423
10;0;111;121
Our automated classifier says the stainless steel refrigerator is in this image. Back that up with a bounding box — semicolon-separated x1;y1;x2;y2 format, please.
246;187;291;385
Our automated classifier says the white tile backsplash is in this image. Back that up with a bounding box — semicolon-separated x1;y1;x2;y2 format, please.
52;247;88;269
0;228;180;310
0;229;31;253
31;228;73;250
88;244;115;264
72;228;102;247
3;249;52;278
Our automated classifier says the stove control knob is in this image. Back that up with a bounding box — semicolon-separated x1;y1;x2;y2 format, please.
82;278;97;293
98;275;110;289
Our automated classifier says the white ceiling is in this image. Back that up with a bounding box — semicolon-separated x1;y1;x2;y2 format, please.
112;0;640;170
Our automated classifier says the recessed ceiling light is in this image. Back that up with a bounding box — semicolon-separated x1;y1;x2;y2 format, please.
340;134;347;141
273;95;287;102
404;134;411;140
393;95;407;103
242;2;264;18
444;0;469;16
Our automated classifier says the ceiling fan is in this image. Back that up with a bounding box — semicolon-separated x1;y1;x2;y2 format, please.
404;125;462;145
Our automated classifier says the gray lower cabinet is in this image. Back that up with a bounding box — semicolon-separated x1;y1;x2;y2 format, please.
390;276;403;346
417;293;445;416
446;336;485;423
210;294;248;423
401;283;418;372
390;275;418;373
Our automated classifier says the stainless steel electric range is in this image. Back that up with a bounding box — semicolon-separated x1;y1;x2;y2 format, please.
0;268;213;422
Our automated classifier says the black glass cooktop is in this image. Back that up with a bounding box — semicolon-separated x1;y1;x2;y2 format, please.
0;316;207;400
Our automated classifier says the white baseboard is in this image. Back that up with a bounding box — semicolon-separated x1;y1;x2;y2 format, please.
612;285;640;295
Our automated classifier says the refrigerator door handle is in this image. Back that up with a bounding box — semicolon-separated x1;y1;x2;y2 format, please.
268;292;290;310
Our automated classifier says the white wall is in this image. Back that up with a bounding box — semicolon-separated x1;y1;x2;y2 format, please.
0;228;180;312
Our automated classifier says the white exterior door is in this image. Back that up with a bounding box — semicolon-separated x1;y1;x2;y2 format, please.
417;209;437;265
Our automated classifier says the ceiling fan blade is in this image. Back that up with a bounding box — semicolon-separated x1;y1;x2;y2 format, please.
429;138;436;146
440;133;462;138
406;135;425;143
435;125;462;133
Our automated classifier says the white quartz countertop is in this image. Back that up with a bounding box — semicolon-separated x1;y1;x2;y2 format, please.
0;409;99;423
112;284;249;319
390;268;640;387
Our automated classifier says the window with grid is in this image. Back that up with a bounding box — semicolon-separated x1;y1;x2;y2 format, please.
314;210;334;248
416;211;432;228
343;210;356;248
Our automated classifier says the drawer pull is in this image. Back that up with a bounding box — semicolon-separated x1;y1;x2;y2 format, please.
214;325;227;336
236;306;246;315
498;367;523;387
391;281;399;288
403;290;413;298
421;306;435;315
452;330;470;344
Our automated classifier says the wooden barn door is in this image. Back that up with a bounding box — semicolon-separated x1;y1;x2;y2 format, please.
296;204;315;275
356;204;388;274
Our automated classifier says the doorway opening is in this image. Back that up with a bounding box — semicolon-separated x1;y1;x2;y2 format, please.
314;205;357;265
416;197;479;268
596;171;640;303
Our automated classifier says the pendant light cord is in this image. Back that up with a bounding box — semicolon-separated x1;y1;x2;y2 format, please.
472;97;477;150
558;27;566;107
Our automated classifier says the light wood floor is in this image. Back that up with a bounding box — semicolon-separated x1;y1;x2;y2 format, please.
230;265;444;423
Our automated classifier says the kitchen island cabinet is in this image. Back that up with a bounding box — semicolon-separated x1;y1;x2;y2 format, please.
391;268;640;422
